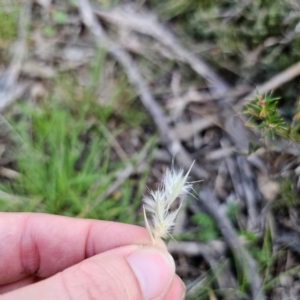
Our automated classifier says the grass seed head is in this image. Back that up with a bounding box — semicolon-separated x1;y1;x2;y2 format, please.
143;161;194;244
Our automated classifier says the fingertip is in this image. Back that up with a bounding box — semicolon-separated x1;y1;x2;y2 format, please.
164;275;186;300
153;237;168;250
127;247;175;300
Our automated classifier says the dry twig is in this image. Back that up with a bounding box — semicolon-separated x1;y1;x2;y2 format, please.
198;189;265;300
238;61;300;110
95;6;229;94
77;0;207;178
168;240;238;297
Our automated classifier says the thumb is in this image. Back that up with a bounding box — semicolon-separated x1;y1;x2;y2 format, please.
2;245;176;300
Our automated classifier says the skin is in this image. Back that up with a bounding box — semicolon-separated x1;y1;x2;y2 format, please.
0;213;184;299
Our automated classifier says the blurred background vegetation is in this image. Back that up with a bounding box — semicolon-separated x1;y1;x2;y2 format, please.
1;0;300;299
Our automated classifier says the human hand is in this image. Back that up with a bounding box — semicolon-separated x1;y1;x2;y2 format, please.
0;213;185;299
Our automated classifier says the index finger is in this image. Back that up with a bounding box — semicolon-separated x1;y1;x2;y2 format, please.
0;212;164;285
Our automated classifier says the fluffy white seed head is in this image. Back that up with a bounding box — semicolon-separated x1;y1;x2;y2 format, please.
143;161;194;244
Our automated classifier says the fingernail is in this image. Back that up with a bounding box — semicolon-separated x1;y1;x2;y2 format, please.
126;247;175;300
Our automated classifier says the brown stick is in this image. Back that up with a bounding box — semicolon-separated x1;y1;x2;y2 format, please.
77;0;207;178
198;189;265;300
168;241;238;295
237;61;300;110
94;7;229;94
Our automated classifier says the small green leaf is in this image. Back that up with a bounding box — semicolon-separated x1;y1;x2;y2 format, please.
68;0;77;5
238;231;257;243
42;26;56;37
192;212;219;242
53;11;68;24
